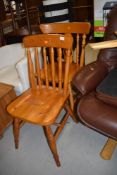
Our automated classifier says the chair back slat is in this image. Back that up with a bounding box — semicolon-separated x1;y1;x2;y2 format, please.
75;34;79;65
57;48;62;90
40;22;91;66
35;48;42;88
50;47;55;88
27;49;36;89
63;49;71;94
80;34;86;67
23;34;73;94
43;47;49;88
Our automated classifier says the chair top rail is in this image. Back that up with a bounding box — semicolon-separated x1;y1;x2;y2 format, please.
23;34;73;49
40;22;91;34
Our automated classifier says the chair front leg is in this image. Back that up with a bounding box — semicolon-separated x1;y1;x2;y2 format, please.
13;118;20;149
43;126;61;167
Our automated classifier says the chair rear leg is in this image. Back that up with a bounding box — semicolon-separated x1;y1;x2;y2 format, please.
43;126;61;167
13;118;20;149
69;83;74;110
64;103;78;123
100;138;117;160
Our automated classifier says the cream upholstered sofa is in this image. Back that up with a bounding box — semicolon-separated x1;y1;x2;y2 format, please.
0;43;42;96
0;43;29;96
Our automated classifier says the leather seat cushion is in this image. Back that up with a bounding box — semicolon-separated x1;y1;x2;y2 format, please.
77;93;117;140
96;68;117;106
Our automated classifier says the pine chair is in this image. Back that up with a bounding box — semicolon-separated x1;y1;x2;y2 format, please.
7;34;77;167
40;22;91;109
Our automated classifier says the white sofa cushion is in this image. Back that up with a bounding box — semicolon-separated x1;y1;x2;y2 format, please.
16;57;29;91
0;43;25;69
0;65;23;95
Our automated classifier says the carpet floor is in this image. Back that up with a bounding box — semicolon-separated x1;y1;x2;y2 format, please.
0;116;117;175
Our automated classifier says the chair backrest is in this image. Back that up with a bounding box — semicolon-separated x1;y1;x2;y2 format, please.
23;34;73;94
40;22;91;67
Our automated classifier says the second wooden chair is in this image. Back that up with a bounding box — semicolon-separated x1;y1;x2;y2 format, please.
40;22;91;109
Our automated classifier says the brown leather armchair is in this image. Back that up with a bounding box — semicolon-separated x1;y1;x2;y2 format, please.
72;5;117;160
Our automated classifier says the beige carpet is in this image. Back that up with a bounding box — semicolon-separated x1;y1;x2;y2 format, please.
0;115;116;175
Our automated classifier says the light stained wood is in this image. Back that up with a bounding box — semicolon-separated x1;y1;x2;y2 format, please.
58;48;62;90
7;34;78;167
40;22;91;109
40;22;90;67
27;49;36;89
100;138;117;160
89;40;117;50
75;34;79;65
35;48;42;88
80;34;86;67
13;118;20;149
44;126;60;167
43;47;49;88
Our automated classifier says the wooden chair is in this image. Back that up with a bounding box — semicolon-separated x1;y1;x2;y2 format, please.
40;22;91;109
7;34;77;167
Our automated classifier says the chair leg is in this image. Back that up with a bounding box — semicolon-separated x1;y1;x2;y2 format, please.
43;126;61;167
64;103;78;123
69;83;74;110
13;118;20;149
100;138;117;160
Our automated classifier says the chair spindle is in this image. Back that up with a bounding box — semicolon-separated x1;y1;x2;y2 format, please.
57;48;62;90
35;48;42;88
43;47;49;88
50;47;56;88
27;49;36;89
76;34;80;64
80;34;86;67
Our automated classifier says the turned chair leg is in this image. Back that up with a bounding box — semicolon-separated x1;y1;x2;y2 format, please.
64;103;78;123
43;126;61;167
69;83;74;110
13;118;20;149
100;138;117;160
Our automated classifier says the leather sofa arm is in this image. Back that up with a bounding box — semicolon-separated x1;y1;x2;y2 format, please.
72;61;108;95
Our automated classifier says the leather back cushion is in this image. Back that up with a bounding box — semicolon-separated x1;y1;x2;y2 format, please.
96;68;117;106
72;61;108;95
97;48;117;68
